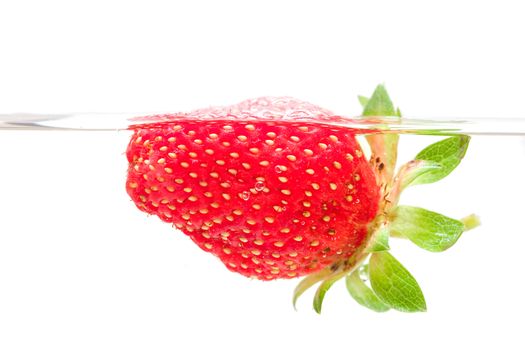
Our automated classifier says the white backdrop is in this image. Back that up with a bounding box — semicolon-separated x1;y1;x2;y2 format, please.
1;1;525;349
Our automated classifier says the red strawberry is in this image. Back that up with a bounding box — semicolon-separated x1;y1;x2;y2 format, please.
126;97;381;280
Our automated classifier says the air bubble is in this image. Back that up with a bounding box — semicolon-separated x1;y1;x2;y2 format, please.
241;191;251;201
255;181;265;192
274;165;283;173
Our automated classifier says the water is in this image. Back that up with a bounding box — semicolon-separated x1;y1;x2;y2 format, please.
2;112;525;135
1;117;524;348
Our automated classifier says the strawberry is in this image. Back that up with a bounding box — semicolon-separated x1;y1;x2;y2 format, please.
126;87;479;313
126;97;381;280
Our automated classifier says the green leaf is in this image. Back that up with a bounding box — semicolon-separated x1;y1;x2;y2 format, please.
313;278;338;314
346;269;390;312
367;225;390;252
413;135;470;185
390;206;466;252
369;251;426;312
358;95;369;108
362;84;396;117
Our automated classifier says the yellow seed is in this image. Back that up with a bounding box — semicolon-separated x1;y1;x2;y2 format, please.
272;252;281;258
265;140;275;146
237;135;248;142
199;181;208;187
252;204;261;210
216;160;225;166
211;202;220;208
265;217;275;223
280;228;290;233
194;139;203;145
249;148;259;154
233;209;243;216
330;183;337;190
180;162;189;168
228;262;237;268
205;149;214;155
189;172;198;178
242;162;251;170
304;149;313;156
245;124;255;131
310;240;320;247
188;195;198;202
204;243;213;249
223;248;232;254
220;182;231;188
304;190;312;197
303;211;311;217
311;183;320;190
305;169;315;175
222;141;231;147
164;167;173;173
128;182;138;189
251;249;261;256
293;236;303;242
228;169;238;176
274;241;284;247
230;152;239;158
318;143;327;150
188;152;197;158
209;133;218;139
168;137;176;142
259;160;270;167
247;219;256;225
222;193;231;200
168;152;176;159
290;136;300;142
281;189;291;195
333;161;342;169
278;176;288;183
322;215;331;222
210;172;219;178
345;195;353;202
329;135;338;142
204;192;213;198
289;252;298;257
266;132;276;138
254;239;264;246
157;158;166;164
239;237;248;243
183;187;192;193
286;155;297;162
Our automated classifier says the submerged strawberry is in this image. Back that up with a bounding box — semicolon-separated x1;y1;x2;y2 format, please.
126;97;381;280
126;86;479;313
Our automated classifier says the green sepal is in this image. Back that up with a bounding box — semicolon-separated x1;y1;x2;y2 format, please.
389;206;467;252
361;84;400;184
366;225;390;252
362;84;396;117
369;251;427;312
346;269;390;312
293;270;331;310
358;95;370;108
413;135;470;185
313;278;339;314
396;160;442;191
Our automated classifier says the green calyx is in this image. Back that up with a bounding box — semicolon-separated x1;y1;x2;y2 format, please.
293;84;480;314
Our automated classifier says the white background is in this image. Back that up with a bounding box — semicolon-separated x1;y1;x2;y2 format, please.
1;1;525;349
